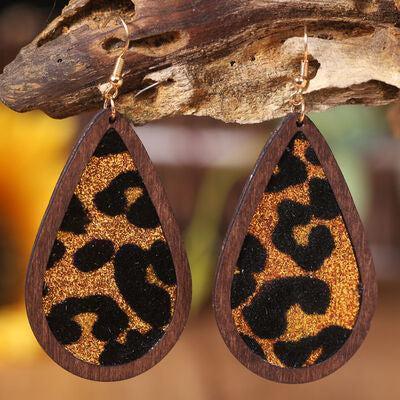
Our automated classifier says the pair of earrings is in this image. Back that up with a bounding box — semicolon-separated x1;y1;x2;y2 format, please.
26;23;377;383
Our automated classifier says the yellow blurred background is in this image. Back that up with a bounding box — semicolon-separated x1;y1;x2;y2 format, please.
0;2;399;399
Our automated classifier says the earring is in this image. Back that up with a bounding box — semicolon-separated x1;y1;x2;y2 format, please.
25;19;191;382
213;27;377;384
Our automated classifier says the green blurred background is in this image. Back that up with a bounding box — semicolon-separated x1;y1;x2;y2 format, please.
0;2;399;399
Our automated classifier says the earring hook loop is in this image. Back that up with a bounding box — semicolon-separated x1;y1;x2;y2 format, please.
103;17;131;121
303;26;308;64
118;17;130;59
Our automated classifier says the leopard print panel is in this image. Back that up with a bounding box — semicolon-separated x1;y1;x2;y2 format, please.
231;132;361;368
42;129;177;366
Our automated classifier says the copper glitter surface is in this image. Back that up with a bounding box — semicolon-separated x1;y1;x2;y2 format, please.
43;147;177;365
306;348;323;366
66;313;106;365
232;134;361;368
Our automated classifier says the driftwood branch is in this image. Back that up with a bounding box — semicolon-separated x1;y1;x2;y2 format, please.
0;0;399;124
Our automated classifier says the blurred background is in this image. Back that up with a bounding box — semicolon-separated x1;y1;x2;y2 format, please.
0;1;399;399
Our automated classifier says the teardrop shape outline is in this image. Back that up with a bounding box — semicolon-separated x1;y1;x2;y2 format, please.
26;110;192;381
213;113;377;383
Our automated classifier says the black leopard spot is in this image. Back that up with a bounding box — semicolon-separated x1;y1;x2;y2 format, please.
240;334;266;360
94;128;127;157
237;234;267;274
42;284;49;297
148;240;177;285
60;194;90;234
243;277;330;339
94;171;144;216
114;243;173;328
274;326;352;368
126;191;160;229
231;274;257;310
73;239;115;272
47;295;129;345
309;178;340;220
266;134;308;193
47;239;66;269
305;146;320;166
231;234;267;308
289;131;307;145
94;171;160;229
100;328;163;366
272;200;335;271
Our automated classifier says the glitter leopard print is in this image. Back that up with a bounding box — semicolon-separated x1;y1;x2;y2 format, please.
231;131;361;368
43;128;177;366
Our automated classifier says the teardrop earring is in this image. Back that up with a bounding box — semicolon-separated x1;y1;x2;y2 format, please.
213;27;377;384
26;18;191;382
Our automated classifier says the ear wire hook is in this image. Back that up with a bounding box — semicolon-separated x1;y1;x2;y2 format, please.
301;26;309;81
290;26;309;124
103;17;131;121
110;17;129;83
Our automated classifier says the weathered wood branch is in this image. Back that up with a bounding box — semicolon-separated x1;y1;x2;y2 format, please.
0;0;400;124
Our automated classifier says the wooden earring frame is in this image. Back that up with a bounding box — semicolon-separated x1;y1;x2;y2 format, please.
213;113;377;384
26;110;192;381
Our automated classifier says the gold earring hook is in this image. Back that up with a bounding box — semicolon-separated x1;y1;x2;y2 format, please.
302;26;309;80
118;17;130;58
290;26;309;124
304;27;308;58
103;17;131;121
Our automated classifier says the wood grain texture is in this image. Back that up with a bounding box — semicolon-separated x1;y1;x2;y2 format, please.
213;113;377;383
25;110;191;381
0;0;399;124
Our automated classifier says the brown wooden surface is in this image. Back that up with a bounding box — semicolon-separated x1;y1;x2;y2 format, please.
0;0;399;124
213;114;377;383
25;110;192;381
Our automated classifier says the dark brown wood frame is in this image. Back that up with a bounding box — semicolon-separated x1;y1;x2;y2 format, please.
213;113;377;384
25;110;192;381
